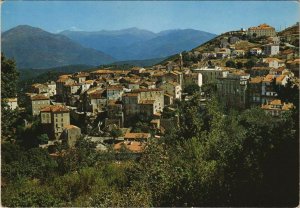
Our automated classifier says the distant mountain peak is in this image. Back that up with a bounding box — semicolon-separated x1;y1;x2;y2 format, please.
2;25;115;69
3;25;45;34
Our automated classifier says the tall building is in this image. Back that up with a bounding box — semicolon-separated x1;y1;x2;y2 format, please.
122;89;164;121
192;66;229;87
216;71;250;109
30;94;50;116
40;105;70;139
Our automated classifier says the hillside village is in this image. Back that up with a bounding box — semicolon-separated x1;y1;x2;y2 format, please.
5;23;299;155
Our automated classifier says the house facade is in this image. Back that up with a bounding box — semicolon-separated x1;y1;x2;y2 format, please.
40;105;70;139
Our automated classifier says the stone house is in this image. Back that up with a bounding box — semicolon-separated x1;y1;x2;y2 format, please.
45;81;57;97
261;99;294;116
192;66;229;87
159;81;182;101
4;98;18;110
30;94;50;116
247;76;264;107
262;58;285;69
263;44;280;56
216;71;250;109
106;85;124;100
61;125;81;147
40;105;70;140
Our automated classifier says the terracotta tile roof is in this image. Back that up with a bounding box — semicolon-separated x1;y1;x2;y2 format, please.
261;99;294;111
64;125;80;130
84;80;94;84
152;72;166;77
271;66;285;72
124;132;151;139
276;75;286;84
287;59;300;65
59;74;72;79
89;90;105;99
114;141;145;153
40;105;69;113
251;66;270;71
31;94;49;101
74;72;89;77
133;88;163;93
282;103;294;110
123;93;139;97
270;99;282;105
281;49;294;55
231;70;249;76
91;69;129;75
57;77;71;83
107;86;123;91
263;58;283;63
249;76;264;84
249;24;274;30
263;74;275;82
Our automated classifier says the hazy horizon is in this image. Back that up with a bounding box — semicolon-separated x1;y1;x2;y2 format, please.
2;1;299;34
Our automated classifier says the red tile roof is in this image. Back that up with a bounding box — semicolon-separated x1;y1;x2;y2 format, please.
31;94;49;101
114;141;145;153
40;105;69;113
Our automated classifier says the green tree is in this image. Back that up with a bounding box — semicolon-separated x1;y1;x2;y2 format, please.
236;62;243;69
110;128;123;138
244;58;257;69
225;60;236;68
1;54;20;141
183;83;200;95
1;53;19;98
37;134;49;145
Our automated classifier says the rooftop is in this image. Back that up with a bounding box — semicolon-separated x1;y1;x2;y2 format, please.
139;100;156;105
114;141;145;153
249;76;264;84
40;105;69;113
124;132;151;139
263;74;275;82
249;24;275;30
64;125;80;130
31;94;49;101
4;98;18;102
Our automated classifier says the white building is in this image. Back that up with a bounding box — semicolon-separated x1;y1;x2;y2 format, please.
262;58;285;69
160;81;182;101
192;66;229;87
45;81;57;97
263;44;280;56
250;48;262;55
4;98;18;110
106;86;124;100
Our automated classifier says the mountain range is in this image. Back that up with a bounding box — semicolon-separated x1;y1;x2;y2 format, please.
2;25;217;69
61;28;217;60
1;25;115;69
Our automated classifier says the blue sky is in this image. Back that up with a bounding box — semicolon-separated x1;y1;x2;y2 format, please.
2;1;299;34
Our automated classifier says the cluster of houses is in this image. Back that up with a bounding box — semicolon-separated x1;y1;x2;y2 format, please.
195;24;295;61
16;67;183;152
5;23;298;154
